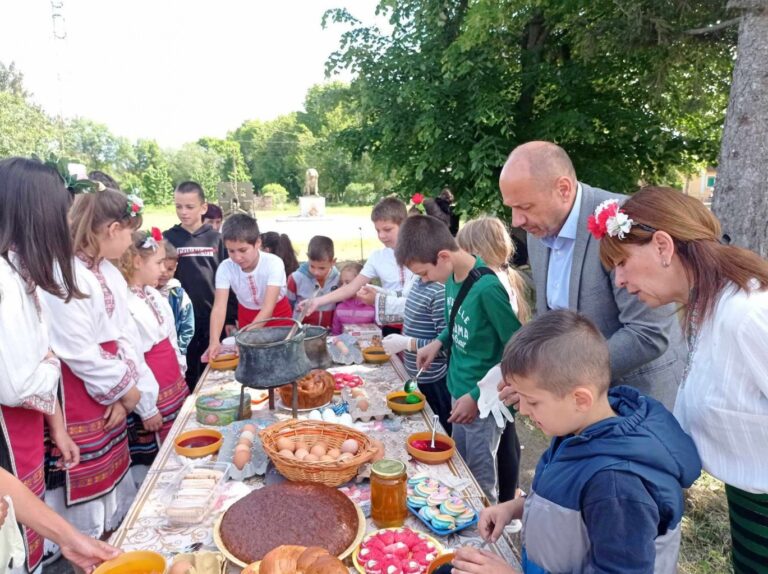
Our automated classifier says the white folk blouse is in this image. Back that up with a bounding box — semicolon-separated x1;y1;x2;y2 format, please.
674;282;768;493
127;286;185;373
40;256;158;419
0;254;58;415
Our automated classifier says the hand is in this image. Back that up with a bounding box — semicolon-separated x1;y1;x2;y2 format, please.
52;430;81;470
382;334;412;355
119;386;141;412
103;402;128;432
224;325;237;337
453;547;520;574
416;340;442;371
142;413;163;432
448;393;479;425
356;286;376;306
0;497;7;528
498;385;520;408
298;297;320;317
207;341;221;360
59;528;121;573
478;498;523;543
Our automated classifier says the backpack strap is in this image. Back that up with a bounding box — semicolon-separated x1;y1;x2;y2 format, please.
446;266;495;356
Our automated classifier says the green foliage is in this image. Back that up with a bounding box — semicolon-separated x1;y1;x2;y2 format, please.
261;183;289;207
0;61;30;98
343;182;377;206
324;0;736;216
198;136;251;190
0;92;56;157
166;143;223;196
63;117;135;173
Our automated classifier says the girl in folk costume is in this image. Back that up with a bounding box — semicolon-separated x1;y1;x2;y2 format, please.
0;158;81;573
40;187;157;544
119;229;189;482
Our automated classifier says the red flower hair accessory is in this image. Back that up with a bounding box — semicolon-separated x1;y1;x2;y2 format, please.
141;227;163;250
587;199;634;240
410;192;426;214
126;194;144;218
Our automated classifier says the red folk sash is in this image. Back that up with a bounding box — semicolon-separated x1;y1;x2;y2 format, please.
237;296;293;328
0;406;45;571
144;337;189;441
60;341;130;505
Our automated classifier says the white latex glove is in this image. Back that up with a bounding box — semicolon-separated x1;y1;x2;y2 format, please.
477;365;515;428
382;334;412;355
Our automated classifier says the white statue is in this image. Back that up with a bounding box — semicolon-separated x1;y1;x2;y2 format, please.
304;168;319;196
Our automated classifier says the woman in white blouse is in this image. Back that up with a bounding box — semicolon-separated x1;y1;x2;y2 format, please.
595;186;768;574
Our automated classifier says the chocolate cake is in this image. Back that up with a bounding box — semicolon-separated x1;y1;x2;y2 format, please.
219;482;359;564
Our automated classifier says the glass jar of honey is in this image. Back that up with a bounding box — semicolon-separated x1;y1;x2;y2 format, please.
370;459;407;528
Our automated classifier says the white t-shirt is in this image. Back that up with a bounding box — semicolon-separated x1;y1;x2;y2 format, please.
361;247;414;295
215;252;287;310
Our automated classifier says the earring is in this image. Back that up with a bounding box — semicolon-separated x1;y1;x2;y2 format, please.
662;260;670;268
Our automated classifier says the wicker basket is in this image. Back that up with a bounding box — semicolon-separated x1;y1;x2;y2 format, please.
260;420;377;487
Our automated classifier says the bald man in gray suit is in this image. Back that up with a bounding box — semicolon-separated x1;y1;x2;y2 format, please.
499;141;683;408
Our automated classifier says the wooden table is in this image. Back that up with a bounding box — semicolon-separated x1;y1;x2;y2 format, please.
109;359;520;572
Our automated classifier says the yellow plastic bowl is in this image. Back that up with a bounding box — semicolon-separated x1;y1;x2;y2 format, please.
174;428;223;458
387;391;426;415
210;353;238;370
93;550;166;574
406;431;456;465
427;552;456;574
362;346;390;364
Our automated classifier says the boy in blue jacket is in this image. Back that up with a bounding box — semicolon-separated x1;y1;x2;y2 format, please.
454;310;701;574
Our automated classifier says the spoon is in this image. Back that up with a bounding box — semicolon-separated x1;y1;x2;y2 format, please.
430;413;439;449
285;286;321;340
404;367;424;393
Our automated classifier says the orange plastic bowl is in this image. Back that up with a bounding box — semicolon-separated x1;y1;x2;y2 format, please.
93;551;166;574
406;431;456;465
174;428;223;458
427;552;456;574
386;391;426;415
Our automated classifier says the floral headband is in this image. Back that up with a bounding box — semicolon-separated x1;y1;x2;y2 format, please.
410;192;426;214
126;194;144;218
587;199;656;240
140;227;163;250
34;153;104;194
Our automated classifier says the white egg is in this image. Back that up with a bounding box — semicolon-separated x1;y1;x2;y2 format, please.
308;409;323;421
322;409;337;422
338;413;353;427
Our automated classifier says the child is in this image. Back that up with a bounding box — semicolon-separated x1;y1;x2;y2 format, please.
207;214;292;359
331;263;376;335
0;157;80;572
262;231;300;276
287;235;340;329
164;181;233;390
40;188;152;545
453;311;702;574
400;215;521;503
157;240;195;356
302;197;414;336
120;229;190;482
202;203;224;232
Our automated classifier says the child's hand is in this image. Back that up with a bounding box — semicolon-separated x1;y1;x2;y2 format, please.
298;298;319;317
478;498;524;543
103;403;128;432
207;341;221;360
498;385;520;408
453;547;520;574
448;394;478;424
417;340;442;370
52;430;81;470
356;286;376;306
59;528;121;573
119;386;141;412
142;413;163;432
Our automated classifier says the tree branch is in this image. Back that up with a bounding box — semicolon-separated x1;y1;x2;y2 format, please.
684;17;741;35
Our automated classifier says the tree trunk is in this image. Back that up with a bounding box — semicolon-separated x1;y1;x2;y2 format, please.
712;0;768;257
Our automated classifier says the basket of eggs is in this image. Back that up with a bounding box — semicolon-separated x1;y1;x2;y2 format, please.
260;419;378;487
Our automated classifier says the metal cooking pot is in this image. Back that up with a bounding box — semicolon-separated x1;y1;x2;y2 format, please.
303;326;332;370
234;319;311;388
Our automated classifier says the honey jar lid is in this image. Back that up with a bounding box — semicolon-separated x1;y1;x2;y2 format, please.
371;459;406;479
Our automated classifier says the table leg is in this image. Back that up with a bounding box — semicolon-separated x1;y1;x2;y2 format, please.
268;388;275;410
292;382;298;419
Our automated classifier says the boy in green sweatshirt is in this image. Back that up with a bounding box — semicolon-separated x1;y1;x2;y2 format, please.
396;215;520;502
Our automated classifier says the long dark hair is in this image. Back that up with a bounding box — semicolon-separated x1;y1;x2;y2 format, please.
0;157;84;300
261;231;299;275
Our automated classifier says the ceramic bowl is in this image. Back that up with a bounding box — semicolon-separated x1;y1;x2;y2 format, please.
93;551;166;574
174;428;223;458
406;431;456;465
387;391;426;414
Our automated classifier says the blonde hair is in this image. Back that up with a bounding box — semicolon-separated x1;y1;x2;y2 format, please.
118;230;163;282
457;217;531;323
70;189;142;259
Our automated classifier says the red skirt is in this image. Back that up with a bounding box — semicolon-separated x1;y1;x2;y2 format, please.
59;341;131;505
128;337;189;467
0;406;45;571
238;296;293;328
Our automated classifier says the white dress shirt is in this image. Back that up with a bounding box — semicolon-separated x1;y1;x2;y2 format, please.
541;184;582;310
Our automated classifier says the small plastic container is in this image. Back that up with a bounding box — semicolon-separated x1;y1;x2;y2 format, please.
164;461;230;526
196;390;251;426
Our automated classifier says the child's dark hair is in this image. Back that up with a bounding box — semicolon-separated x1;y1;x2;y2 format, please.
0;157;84;301
69;189;143;259
118;230;164;281
371;196;407;225
395;215;458;266
175;181;206;203
88;170;120;190
203;203;223;222
501;310;610;397
163;240;178;260
222;213;259;245
307;235;335;262
262;231;299;275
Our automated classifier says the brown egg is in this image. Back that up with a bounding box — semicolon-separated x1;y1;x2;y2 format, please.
371;439;385;462
234;443;251;455
337;452;354;464
340;439;359;454
279;448;295;459
303;453;319;462
276;437;295;452
242;423;257;434
351;388;367;398
238;437;253;448
233;449;251;470
320;454;335;462
169;559;194;574
294;448;309;460
310;443;327;457
294;440;308;452
327;448;341;459
356;398;370;412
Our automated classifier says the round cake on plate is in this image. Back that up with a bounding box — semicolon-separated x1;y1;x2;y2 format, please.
278;369;335;409
218;482;359;565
